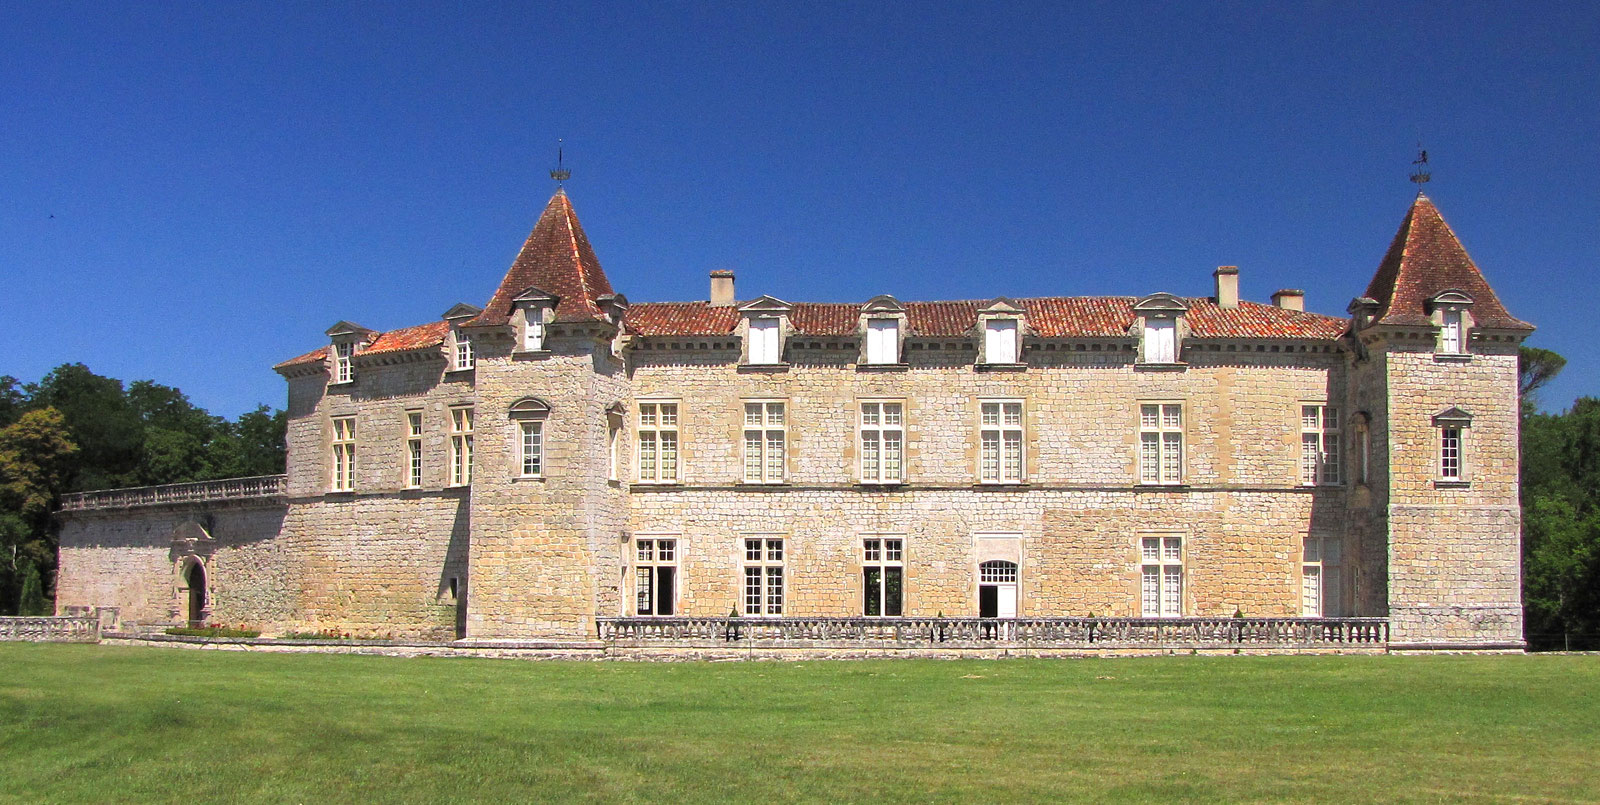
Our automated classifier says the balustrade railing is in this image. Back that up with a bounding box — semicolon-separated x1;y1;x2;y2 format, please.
0;616;101;643
597;616;1388;648
59;475;287;512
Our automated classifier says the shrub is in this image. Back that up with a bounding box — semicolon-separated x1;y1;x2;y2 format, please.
164;626;261;638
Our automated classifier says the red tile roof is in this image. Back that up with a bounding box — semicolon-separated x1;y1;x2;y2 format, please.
273;321;451;371
1363;194;1532;330
469;190;615;327
622;298;1347;340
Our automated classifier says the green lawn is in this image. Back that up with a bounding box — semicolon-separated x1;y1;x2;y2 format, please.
0;646;1595;803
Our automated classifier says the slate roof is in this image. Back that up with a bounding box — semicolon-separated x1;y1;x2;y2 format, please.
468;190;615;327
622;298;1348;340
1362;194;1532;330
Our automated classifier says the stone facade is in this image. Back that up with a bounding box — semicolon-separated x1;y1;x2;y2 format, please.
55;191;1531;650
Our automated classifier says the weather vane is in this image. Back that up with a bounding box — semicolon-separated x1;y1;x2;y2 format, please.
550;139;571;187
1409;144;1431;190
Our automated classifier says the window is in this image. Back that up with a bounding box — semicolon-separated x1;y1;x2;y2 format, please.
1355;417;1370;485
1143;318;1177;363
865;319;899;365
607;410;621;482
1300;405;1341;486
743;538;784;615
333;341;354;384
748;318;781;364
1140;536;1183;617
984;319;1019;364
449;407;473;486
452;331;474;371
860;402;904;483
405;412;423;488
1139;404;1183;484
742;402;786;483
862;537;904;616
1302;537;1342;616
1440;309;1463;353
1440;426;1463;480
634;537;677;616
523;314;545;351
330;417;356;491
637;403;679;482
980;401;1024;483
519;420;543;478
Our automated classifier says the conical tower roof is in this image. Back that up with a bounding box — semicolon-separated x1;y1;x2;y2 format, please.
1362;194;1531;330
469;190;616;326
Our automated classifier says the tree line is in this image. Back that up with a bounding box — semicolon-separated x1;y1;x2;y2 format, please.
0;364;285;615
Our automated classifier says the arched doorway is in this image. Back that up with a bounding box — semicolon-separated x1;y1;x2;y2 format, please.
184;561;207;627
978;560;1018;618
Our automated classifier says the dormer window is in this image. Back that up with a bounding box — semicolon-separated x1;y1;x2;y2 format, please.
750;318;781;364
453;332;475;371
1133;293;1188;366
1428;290;1474;357
984;319;1019;364
866;319;900;365
333;341;354;384
523;317;545;351
738;296;792;368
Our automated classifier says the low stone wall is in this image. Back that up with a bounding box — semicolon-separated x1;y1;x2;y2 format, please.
0;616;101;643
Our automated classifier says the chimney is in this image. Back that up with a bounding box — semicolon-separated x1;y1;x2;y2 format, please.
1214;266;1239;309
1271;289;1305;312
710;270;736;307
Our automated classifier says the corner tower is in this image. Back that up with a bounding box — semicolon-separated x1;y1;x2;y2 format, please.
461;190;630;640
1350;194;1533;649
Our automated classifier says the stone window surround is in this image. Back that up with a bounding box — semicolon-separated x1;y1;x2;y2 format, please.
633;533;680;617
636;399;681;484
509;398;551;482
737;296;792;370
977;398;1025;485
1301;535;1343;617
1426;289;1475;360
858;399;905;485
1299;402;1341;487
741;399;788;485
448;405;475;487
1138;532;1185;618
742;535;786;616
858;295;907;369
1137;400;1186;486
329;415;356;493
976;298;1027;369
1132;293;1189;369
404;410;424;489
1433;406;1473;487
861;535;906;617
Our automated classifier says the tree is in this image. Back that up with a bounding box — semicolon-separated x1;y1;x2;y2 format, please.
1519;346;1568;411
25;364;142;490
16;562;45;616
0;408;79;615
0;376;24;428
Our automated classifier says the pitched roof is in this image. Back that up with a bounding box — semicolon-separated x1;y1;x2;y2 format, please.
468;190;615;326
622;298;1346;340
1362;194;1532;330
273;321;451;370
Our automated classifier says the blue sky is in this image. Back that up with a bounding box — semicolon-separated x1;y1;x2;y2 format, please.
3;1;1595;417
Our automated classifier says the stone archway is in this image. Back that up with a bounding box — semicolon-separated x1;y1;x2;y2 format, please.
171;521;216;627
183;559;207;627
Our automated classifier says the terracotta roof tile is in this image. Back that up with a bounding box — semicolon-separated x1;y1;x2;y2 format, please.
1363;195;1532;330
469;190;615;327
274;321;450;371
623;302;740;336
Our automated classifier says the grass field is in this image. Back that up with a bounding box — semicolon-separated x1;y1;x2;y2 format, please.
1;646;1596;803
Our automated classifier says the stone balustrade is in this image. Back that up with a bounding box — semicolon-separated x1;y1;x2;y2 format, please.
59;475;288;512
598;616;1389;648
0;616;101;643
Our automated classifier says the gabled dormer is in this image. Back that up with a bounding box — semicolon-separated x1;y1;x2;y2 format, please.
859;295;906;368
1426;289;1474;357
512;286;559;353
976;297;1026;368
1132;293;1188;366
324;321;377;385
442;303;483;372
739;295;792;367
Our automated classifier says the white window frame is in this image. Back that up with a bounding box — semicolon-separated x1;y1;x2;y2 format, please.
333;341;355;384
1300;404;1341;486
979;400;1025;484
1139;403;1184;485
1143;318;1177;363
983;318;1019;364
742;537;785;616
1440;308;1464;354
637;402;680;483
1139;535;1184;618
859;401;904;484
865;318;900;365
449;406;474;487
862;537;905;617
518;420;543;478
452;331;475;371
748;317;782;365
742;400;786;484
1440;426;1464;481
1301;536;1343;617
634;536;678;616
330;416;356;492
523;314;546;352
405;411;423;489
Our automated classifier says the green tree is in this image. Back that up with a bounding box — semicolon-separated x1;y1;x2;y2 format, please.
0;376;24;428
1519;346;1568;409
16;561;45;616
25;364;142;490
0;407;79;614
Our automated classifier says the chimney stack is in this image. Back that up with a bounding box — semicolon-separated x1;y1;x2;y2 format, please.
1214;266;1239;309
1271;289;1305;312
710;270;736;307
